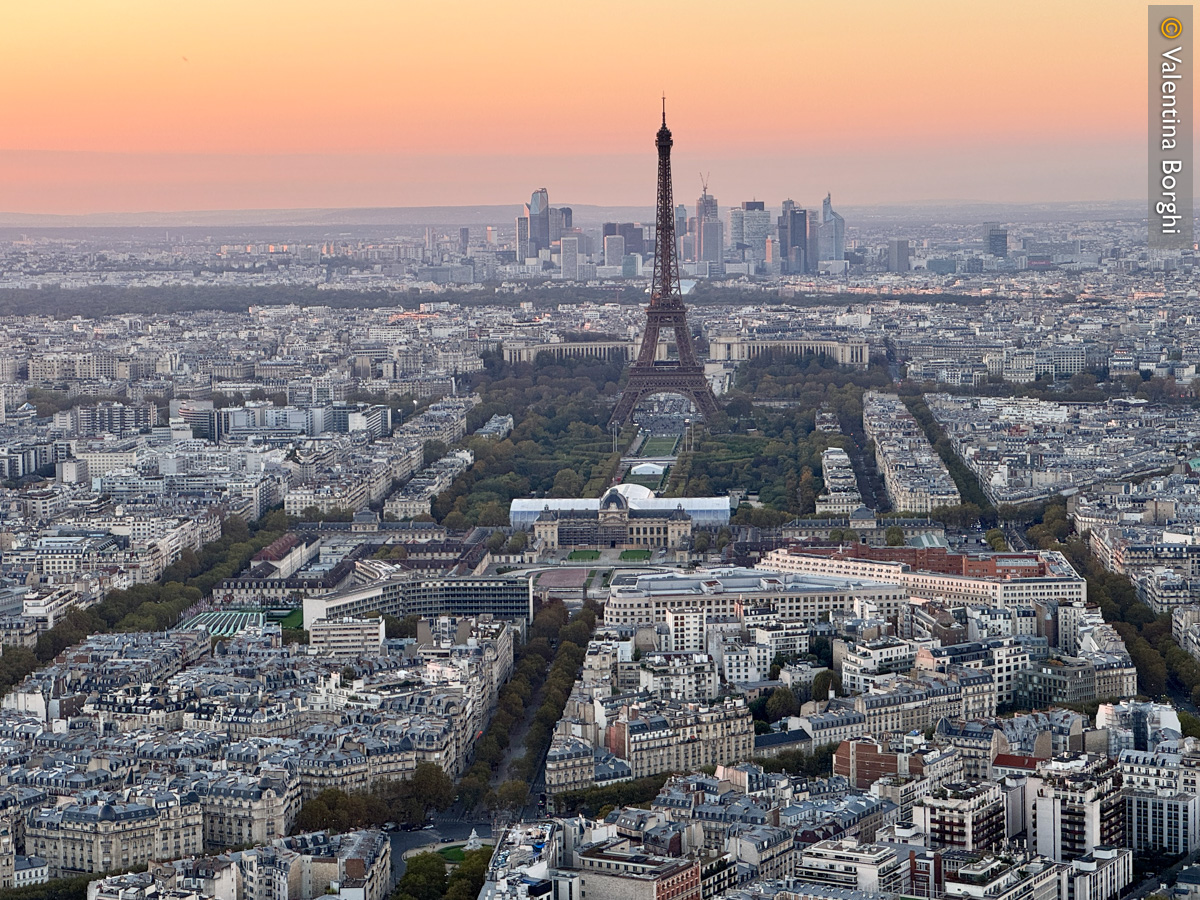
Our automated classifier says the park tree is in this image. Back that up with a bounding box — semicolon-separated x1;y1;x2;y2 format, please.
1069;372;1097;393
766;686;800;721
443;849;492;900
409;762;455;813
985;528;1008;551
423;439;449;467
393;853;447;900
812;669;842;700
550;467;586;498
495;779;530;810
810;637;833;667
442;511;470;531
223;515;250;543
885;525;905;546
382;614;420;639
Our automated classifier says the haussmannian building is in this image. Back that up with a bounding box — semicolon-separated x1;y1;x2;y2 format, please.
606;698;754;779
194;771;303;852
26;792;203;878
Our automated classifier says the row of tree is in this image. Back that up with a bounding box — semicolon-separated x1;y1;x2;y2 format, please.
552;773;675;817
1022;500;1194;703
453;599;595;811
898;392;998;525
900;368;1196;407
0;284;997;320
454;605;560;810
487;601;602;812
0;510;293;699
514;601;598;781
291;763;455;832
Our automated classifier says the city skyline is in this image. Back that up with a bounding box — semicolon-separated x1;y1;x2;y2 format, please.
0;0;1161;215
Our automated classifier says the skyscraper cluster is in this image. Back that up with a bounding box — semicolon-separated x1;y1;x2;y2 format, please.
516;188;573;263
677;188;847;275
601;222;645;263
512;183;848;280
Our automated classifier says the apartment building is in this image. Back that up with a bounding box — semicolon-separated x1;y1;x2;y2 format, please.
26;793;203;878
911;781;1005;851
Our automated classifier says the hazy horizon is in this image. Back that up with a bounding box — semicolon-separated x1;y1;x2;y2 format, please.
0;199;1153;232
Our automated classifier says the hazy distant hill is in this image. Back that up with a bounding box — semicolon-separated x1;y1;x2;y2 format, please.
0;204;655;229
0;199;1147;231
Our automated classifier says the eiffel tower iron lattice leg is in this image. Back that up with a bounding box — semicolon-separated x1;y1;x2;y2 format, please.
610;100;720;428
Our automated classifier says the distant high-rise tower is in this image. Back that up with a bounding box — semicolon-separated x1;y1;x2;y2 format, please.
778;202;814;274
695;183;720;264
699;220;723;264
549;206;572;242
818;194;845;263
696;186;718;224
732;201;770;260
887;239;910;272
674;204;688;256
515;216;533;261
982;222;1008;258
729;208;745;247
603;234;626;267
458;227;469;255
618;223;644;256
610;104;719;426
525;188;550;252
560;236;580;281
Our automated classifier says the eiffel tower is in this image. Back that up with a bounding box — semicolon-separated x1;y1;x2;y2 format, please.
609;103;720;427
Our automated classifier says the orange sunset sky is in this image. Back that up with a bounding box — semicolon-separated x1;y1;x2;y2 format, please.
0;0;1166;215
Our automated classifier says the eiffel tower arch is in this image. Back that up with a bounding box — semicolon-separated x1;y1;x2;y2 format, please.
610;104;720;427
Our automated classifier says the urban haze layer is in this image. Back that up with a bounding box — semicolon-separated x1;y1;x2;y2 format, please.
0;156;1196;900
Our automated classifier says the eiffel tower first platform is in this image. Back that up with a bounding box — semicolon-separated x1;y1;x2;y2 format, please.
609;104;720;427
